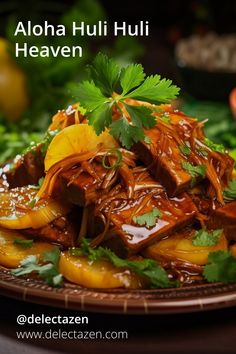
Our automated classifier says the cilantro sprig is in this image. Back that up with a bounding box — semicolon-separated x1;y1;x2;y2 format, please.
182;161;206;186
73;53;180;148
192;229;223;247
224;179;236;201
203;251;236;283
133;208;161;228
11;247;63;287
70;238;176;288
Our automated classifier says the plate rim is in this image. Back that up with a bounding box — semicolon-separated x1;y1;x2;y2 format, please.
1;267;236;314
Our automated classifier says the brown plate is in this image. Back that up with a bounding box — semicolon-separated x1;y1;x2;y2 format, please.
1;266;236;314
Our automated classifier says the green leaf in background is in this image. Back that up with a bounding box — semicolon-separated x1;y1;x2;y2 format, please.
0;123;43;164
182;98;236;153
0;0;143;165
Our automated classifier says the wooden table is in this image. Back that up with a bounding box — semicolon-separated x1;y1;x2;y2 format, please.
0;295;236;354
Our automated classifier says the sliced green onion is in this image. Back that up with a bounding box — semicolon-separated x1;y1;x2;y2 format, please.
102;149;122;170
13;239;34;248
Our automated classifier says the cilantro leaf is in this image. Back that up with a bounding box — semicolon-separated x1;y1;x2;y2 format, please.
73;81;107;111
124;75;180;104
182;161;206;186
88;102;112;135
224;179;236;201
204;138;225;153
43;247;61;266
12;255;41;277
88;53;120;96
192;229;223;247
120;63;145;95
70;239;175;288
13;239;34;248
74;53;180;148
39;264;63;287
203;251;236;283
110;117;144;149
125;104;156;129
179;144;191;156
11;247;63;287
133;208;161;228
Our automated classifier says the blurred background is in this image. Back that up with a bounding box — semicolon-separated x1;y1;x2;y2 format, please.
0;0;236;163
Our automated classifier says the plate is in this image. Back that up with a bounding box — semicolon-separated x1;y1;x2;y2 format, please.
1;267;236;314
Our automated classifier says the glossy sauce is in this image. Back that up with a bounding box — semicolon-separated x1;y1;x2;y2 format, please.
95;169;197;251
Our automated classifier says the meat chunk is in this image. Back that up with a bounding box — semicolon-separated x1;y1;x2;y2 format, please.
133;108;234;197
132;111;194;196
207;201;236;240
1;146;44;188
22;212;81;247
0;105;79;189
93;169;197;253
58;161;117;206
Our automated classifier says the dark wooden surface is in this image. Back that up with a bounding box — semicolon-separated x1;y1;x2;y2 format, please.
1;295;236;354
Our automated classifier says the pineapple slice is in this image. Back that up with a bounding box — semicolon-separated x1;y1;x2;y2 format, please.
44;124;117;172
59;251;143;289
144;230;228;266
0;186;70;230
0;227;53;268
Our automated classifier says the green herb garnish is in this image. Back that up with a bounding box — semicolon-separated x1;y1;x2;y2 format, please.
40;130;59;157
197;146;208;157
133;208;161;228
182;161;206;186
192;229;223;247
101;148;122;170
38;177;45;188
203;251;236;283
204;138;225;153
224;179;236;201
27;198;36;209
179;144;191;156
13;239;34;248
70;239;175;288
11;247;63;287
73;53;179;148
159;113;170;124
22;130;58;157
144;135;152;144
